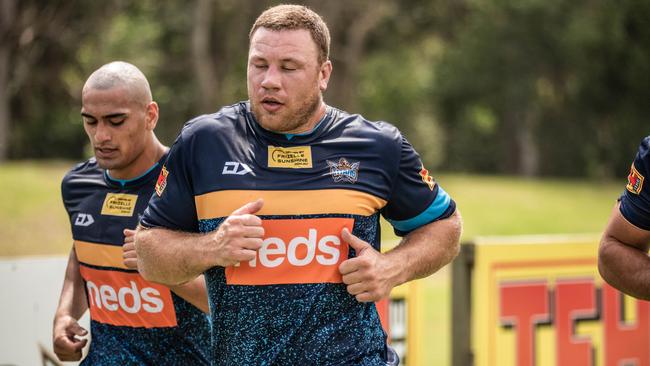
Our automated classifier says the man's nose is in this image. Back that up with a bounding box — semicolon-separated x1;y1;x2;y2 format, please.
94;122;111;143
260;65;281;90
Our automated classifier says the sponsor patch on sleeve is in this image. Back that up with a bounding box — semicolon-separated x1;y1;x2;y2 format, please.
419;165;436;191
627;163;644;195
155;165;169;197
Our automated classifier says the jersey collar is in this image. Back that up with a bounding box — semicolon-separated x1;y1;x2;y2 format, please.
104;153;168;188
244;101;333;145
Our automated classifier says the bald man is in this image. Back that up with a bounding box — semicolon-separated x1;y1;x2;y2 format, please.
52;61;210;365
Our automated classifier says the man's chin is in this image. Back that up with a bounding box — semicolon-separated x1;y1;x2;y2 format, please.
95;157;119;170
257;115;286;132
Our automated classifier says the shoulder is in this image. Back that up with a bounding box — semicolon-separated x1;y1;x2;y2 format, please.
179;102;248;141
330;107;402;146
62;158;102;187
61;158;103;204
636;136;650;160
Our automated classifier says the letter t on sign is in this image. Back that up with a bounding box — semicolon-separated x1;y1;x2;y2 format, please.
555;280;597;365
603;283;650;366
500;281;550;366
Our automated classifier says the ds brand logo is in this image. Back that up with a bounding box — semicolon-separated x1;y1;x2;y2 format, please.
79;266;177;328
222;162;252;175
226;217;354;285
74;213;94;227
86;280;163;314
246;229;341;268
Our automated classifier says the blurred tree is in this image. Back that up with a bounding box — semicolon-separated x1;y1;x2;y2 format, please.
3;1;119;160
0;0;16;161
434;0;650;177
3;0;650;180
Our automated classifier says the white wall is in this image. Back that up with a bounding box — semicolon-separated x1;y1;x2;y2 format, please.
0;256;88;366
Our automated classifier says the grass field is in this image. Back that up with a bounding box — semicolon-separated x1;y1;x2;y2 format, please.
0;162;623;256
0;162;625;365
0;161;74;257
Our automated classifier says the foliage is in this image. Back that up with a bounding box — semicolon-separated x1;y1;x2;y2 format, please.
2;0;650;179
434;0;650;177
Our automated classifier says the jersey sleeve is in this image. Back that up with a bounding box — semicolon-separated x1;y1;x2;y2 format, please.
60;171;76;226
619;137;650;230
381;134;456;236
140;131;199;232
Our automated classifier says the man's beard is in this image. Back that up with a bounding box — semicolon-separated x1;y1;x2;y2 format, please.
252;91;322;133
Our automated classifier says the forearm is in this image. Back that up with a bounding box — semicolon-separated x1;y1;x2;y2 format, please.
54;248;88;321
599;235;650;300
598;203;650;300
386;210;462;286
169;275;210;313
135;226;216;286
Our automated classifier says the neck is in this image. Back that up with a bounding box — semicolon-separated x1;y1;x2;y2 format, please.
285;102;327;135
108;136;168;180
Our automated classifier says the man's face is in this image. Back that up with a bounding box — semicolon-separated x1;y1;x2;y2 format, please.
247;27;332;133
81;86;152;174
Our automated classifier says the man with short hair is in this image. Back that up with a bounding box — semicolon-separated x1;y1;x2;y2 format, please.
600;137;650;299
52;61;210;365
136;5;462;365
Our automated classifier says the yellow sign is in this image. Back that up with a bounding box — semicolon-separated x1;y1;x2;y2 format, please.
268;146;312;168
468;235;649;366
101;193;138;217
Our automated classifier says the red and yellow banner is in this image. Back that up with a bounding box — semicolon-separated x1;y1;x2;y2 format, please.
471;235;650;366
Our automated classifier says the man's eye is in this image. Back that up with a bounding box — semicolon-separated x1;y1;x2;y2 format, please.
282;66;296;71
83;118;97;125
108;117;126;125
254;64;268;69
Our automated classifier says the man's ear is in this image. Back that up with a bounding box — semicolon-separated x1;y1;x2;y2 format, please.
319;60;333;92
145;101;159;130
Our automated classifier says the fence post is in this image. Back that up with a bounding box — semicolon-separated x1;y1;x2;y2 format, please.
451;242;474;366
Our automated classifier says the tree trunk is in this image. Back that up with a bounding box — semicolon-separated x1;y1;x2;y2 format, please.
0;0;16;161
517;109;539;177
502;107;540;176
316;1;394;112
192;0;218;113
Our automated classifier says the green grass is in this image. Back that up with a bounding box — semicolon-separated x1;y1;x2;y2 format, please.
442;174;622;239
0;161;74;256
1;163;622;257
380;173;622;243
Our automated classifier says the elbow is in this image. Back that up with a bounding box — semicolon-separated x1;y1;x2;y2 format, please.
134;227;157;282
597;237;615;287
447;210;463;262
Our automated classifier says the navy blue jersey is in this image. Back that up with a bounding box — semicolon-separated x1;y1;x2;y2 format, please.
620;136;650;230
61;157;210;365
142;102;456;365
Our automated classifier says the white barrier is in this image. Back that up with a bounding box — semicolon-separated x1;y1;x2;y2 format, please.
0;256;88;366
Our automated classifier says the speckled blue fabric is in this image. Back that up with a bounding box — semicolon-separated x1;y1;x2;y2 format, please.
199;214;388;365
80;294;211;365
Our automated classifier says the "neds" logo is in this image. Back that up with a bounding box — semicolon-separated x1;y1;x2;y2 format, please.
247;228;341;268
86;280;163;313
79;266;178;328
226;217;354;285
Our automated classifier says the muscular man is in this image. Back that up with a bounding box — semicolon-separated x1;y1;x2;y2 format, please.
600;136;650;299
137;5;462;365
52;61;210;364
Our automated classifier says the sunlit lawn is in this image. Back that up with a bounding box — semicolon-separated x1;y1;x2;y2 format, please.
0;161;73;257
